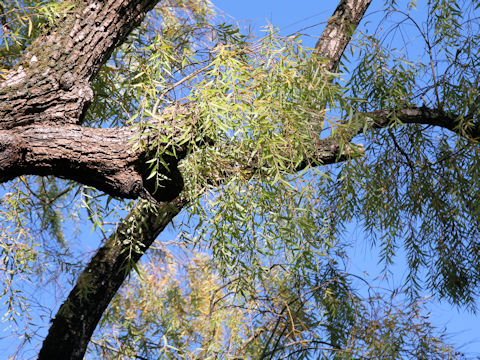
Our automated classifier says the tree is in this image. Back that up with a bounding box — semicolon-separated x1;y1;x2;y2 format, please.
0;0;478;358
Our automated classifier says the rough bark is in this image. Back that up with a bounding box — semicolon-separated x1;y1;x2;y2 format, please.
38;198;187;360
315;0;372;71
0;122;188;202
0;0;159;127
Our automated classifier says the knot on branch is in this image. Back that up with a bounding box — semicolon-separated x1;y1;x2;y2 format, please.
59;72;75;90
0;132;23;177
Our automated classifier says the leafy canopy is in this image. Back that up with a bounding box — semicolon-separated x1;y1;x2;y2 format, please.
1;0;480;358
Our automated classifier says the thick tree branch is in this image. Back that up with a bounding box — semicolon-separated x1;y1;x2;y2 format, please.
315;0;372;71
0;0;159;128
0;122;189;202
38;198;187;360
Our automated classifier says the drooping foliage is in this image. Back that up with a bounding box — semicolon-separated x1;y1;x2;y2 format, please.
331;0;480;307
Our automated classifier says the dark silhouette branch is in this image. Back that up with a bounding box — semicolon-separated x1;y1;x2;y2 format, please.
38;198;187;360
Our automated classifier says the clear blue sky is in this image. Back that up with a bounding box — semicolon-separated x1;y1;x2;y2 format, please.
213;0;480;357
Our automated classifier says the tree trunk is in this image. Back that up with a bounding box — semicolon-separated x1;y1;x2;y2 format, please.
38;199;187;360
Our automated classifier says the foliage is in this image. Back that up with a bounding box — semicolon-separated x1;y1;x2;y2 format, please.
332;0;480;307
0;0;74;70
132;27;345;284
1;0;480;358
89;251;461;359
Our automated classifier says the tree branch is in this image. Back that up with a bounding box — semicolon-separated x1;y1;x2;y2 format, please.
333;106;480;145
315;0;372;72
0;122;190;202
368;107;480;138
0;0;159;128
38;198;187;360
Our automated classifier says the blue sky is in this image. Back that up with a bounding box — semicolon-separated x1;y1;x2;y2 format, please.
213;0;480;357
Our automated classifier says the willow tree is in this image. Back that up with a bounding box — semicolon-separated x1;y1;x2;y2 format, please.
0;0;478;358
